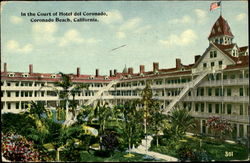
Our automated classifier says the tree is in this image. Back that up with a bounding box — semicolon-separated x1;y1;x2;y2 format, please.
41;72;88;124
205;116;232;140
120;101;144;153
168;108;196;140
148;102;168;147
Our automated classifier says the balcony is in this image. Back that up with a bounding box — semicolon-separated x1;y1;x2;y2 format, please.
183;96;249;103
190;112;249;123
200;78;249;87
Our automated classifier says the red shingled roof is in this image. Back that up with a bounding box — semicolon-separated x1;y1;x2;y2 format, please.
225;55;249;70
239;46;248;53
213;43;238;62
208;16;234;39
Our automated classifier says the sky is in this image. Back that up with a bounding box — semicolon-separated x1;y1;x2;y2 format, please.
1;0;248;76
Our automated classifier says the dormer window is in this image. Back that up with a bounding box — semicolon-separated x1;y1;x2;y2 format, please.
140;73;144;77
89;76;94;79
51;75;56;78
104;76;109;80
8;73;15;77
218;27;221;32
219;38;223;44
22;74;29;77
154;71;159;75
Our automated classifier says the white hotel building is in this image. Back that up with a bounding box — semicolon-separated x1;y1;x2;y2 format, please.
1;16;249;139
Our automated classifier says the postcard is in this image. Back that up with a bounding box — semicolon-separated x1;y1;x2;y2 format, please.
1;0;249;162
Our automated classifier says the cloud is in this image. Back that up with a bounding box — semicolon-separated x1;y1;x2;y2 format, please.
120;17;142;31
159;29;197;47
6;40;33;53
168;15;192;24
10;16;23;24
134;25;152;34
32;23;57;43
116;17;151;39
59;29;100;46
236;13;247;21
100;10;123;24
116;31;126;39
194;9;207;24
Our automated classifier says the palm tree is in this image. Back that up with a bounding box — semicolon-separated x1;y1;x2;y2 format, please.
40;72;88;125
168;108;196;139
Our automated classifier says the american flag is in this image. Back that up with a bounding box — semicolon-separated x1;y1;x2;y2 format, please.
210;1;221;11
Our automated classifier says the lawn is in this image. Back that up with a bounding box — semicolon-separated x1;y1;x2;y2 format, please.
78;151;163;162
150;136;249;161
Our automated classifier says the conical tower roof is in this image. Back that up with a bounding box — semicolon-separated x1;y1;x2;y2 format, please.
122;65;128;73
208;16;234;39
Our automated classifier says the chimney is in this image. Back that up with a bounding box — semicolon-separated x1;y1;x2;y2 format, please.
29;64;33;74
109;70;112;77
128;67;133;74
176;58;181;69
3;63;7;73
153;62;159;71
195;55;201;63
114;69;117;76
77;67;80;77
140;65;145;73
95;69;99;77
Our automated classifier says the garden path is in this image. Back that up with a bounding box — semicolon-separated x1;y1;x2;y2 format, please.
129;136;178;161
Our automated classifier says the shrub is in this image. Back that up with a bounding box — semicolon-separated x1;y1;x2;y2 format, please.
2;133;42;162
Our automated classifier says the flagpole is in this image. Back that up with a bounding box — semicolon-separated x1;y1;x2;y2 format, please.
220;0;222;16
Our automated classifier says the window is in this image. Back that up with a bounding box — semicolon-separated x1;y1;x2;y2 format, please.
215;88;220;96
21;92;24;97
213;51;217;58
25;92;28;97
227;88;231;96
240;105;243;115
239;124;244;137
8;103;11;110
208;104;212;113
211;62;215;67
1;91;4;97
215;104;220;113
16;103;19;109
227;104;232;114
239;88;244;96
230;74;235;79
195;103;199;112
7;92;11;97
28;83;32;87
210;51;213;58
7;83;11;86
208;88;212;96
201;103;204;112
245;73;249;78
16;92;19;97
223;74;227;80
218;61;223;66
29;92;32;97
41;92;44;97
15;82;19;86
203;63;207;68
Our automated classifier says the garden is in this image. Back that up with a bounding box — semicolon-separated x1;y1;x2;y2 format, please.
1;73;249;162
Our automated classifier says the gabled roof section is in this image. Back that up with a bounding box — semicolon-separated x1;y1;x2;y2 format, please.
239;46;248;53
208;16;234;39
193;42;236;68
